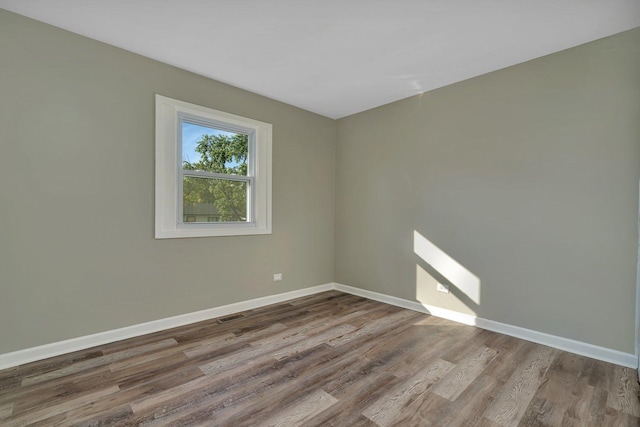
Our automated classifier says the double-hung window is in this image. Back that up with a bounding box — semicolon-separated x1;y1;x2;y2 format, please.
155;95;272;238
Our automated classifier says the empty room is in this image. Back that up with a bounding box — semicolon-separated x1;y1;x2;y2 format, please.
1;1;639;426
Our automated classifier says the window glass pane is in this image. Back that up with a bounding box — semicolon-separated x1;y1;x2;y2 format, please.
183;176;247;223
182;121;248;176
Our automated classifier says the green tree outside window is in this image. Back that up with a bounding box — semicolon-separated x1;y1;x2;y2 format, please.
183;133;249;222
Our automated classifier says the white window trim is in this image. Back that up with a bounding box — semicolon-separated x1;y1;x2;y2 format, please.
155;94;272;238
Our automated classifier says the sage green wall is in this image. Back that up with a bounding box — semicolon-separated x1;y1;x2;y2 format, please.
0;10;336;354
1;9;638;357
335;28;640;353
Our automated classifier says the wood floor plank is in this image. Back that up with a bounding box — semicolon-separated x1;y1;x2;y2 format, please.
71;405;136;427
429;346;498;400
286;290;345;306
5;366;114;411
437;325;493;365
337;303;403;329
483;339;536;382
605;365;640;417
181;323;286;359
198;318;358;378
352;313;442;370
361;358;454;426
210;351;363;426
12;366;115;415
142;345;355;426
130;357;294;426
432;374;505;427
197;334;305;377
518;351;592;426
130;373;218;415
143;345;330;420
21;338;178;387
383;321;461;379
0;369;22;397
469;416;504;427
271;324;357;360
0;402;13;420
402;374;504;427
26;367;205;427
10;349;104;379
305;372;400;427
259;389;338;427
109;352;192;390
559;384;608;427
1;291;638;426
391;391;451;426
328;309;421;347
2;386;120;427
602;407;640;427
483;345;558;425
265;346;395;423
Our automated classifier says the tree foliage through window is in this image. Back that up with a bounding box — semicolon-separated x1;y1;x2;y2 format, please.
183;132;249;222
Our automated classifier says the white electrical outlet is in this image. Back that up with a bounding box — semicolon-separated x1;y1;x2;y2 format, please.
273;273;283;282
436;283;450;293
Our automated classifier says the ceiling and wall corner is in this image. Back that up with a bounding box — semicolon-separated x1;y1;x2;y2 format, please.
0;0;638;119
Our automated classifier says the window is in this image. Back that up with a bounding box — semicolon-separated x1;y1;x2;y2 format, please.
155;95;272;238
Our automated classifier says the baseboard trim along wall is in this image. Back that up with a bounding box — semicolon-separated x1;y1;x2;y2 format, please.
0;282;636;370
0;283;333;371
333;283;638;369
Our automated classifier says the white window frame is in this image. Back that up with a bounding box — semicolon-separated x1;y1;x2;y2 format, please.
155;95;272;238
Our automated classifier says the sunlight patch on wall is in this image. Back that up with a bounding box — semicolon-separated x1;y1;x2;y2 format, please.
413;230;481;305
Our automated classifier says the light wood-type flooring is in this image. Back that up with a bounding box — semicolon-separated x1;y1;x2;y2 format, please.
1;291;639;426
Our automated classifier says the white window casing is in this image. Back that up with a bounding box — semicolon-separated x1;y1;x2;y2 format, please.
155;94;272;238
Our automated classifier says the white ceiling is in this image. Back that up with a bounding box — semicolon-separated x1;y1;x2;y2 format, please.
1;1;639;119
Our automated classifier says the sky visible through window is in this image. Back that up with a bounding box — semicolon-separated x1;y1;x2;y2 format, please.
182;121;242;167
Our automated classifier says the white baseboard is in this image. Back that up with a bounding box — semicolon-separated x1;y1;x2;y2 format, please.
1;281;636;371
0;283;333;371
333;283;638;369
